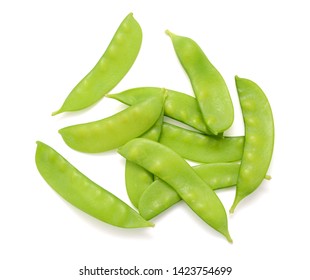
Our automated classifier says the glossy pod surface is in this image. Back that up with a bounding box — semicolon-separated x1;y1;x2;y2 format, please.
139;162;241;220
35;141;153;228
230;77;274;213
52;13;142;115
108;87;210;133
118;138;232;242
159;123;244;163
166;31;234;135
59;93;165;153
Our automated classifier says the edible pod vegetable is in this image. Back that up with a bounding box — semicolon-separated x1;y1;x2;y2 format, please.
35;141;153;228
59;93;165;153
108;87;211;133
166;30;234;135
159;123;244;163
118;138;232;242
139;162;241;220
230;76;274;213
52;13;142;115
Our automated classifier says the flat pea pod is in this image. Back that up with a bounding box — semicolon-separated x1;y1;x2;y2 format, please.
166;31;234;135
35;141;153;228
125;109;164;208
159;122;244;163
139;162;241;220
59;93;165;153
107;87;211;133
230;76;274;213
118;138;232;242
52;13;142;115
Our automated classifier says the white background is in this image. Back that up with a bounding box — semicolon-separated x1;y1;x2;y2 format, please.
1;0;310;279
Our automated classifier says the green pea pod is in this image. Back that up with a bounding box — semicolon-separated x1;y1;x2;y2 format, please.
118;138;232;242
125;109;164;208
35;141;153;228
166;31;234;135
107;87;211;133
159;122;244;163
230;76;274;213
139;162;241;220
59;93;165;153
52;13;142;115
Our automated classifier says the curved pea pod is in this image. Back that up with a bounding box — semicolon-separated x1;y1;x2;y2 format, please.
166;31;234;135
52;13;142;115
139;162;241;220
125;110;164;208
159;122;244;163
35;141;153;228
107;87;211;133
118;138;232;242
230;76;274;213
59;93;165;153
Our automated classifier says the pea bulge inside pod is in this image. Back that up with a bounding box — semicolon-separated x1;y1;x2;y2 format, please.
59;93;165;153
165;30;234;135
35;141;153;228
118;138;233;242
230;76;274;213
52;12;143;115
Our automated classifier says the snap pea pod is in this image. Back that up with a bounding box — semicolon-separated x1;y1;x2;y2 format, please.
159;122;244;163
59;93;165;153
139;162;241;220
52;13;142;115
166;31;234;135
107;87;210;133
35;141;153;228
230;76;274;213
118;138;232;242
125;109;164;208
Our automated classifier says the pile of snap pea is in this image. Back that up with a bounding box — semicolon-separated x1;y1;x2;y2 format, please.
35;13;274;242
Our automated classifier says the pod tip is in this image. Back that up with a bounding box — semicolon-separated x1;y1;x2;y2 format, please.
105;93;117;100
51;109;60;116
148;221;155;228
221;229;233;243
229;197;241;214
226;234;233;243
165;29;173;36
265;174;272;180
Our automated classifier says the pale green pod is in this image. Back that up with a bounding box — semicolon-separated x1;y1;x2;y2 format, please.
107;87;210;133
139;162;240;220
166;31;234;135
118;138;232;242
52;13;142;115
230;76;274;213
35;141;153;228
159;122;244;163
59;93;165;153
